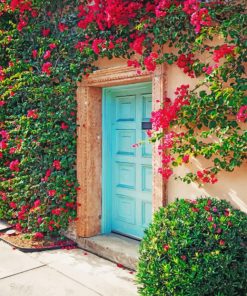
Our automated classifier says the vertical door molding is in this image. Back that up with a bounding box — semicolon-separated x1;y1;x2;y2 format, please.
152;64;168;210
76;86;102;237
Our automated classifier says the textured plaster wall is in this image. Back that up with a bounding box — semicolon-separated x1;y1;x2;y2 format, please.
166;63;247;213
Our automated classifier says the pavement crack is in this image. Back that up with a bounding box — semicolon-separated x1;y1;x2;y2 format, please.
0;264;47;281
46;266;104;296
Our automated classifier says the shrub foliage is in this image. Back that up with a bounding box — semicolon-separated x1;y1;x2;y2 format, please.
137;198;247;296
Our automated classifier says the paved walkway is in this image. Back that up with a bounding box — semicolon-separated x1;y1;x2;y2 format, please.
0;240;138;296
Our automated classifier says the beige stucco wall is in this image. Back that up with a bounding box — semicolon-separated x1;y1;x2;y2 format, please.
166;63;247;213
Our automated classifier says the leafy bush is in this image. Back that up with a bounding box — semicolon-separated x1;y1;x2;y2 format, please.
137;198;247;296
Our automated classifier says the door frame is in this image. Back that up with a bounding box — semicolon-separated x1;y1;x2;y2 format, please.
102;87;112;234
102;82;153;235
75;63;167;238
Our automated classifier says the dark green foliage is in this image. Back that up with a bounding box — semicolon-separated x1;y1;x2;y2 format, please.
137;198;247;296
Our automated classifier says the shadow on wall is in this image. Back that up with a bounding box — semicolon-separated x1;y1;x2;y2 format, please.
168;158;247;213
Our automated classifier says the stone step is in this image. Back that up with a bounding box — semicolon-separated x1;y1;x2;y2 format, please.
76;233;140;271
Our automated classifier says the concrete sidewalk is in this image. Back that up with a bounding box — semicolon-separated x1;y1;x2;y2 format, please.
0;241;138;296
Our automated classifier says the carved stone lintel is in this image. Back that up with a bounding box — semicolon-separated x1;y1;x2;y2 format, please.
78;65;151;87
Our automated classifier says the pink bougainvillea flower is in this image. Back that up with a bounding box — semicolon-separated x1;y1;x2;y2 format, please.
42;28;51;37
49;43;57;50
32;49;38;59
183;0;199;15
31;9;38;18
34;232;44;240
151;85;189;132
158;167;173;179
61;122;69;130
53;160;61;170
155;0;171;17
144;52;158;72
10;0;32;12
34;199;41;208
181;255;187;261
237;105;247;122
92;38;104;54
202;66;213;75
213;44;236;63
37;217;43;224
177;53;195;77
163;244;170;251
207;215;213;222
43;50;51;60
0;101;6;107
190;8;212;34
207;199;212;206
9;160;20;172
162;155;172;164
48;190;56;197
108;41;114;49
15;223;22;232
130;35;146;55
75;41;88;52
1;192;7;201
192;207;199;213
0;66;5;81
42;62;52;75
46;169;51;177
219;239;225;246
9;147;17;154
66;202;75;209
197;169;218;184
0;141;8;150
127;59;141;68
42;168;52;182
146;129;152;137
9;201;17;209
58;22;68;32
17;17;28;32
116;263;124;268
27;109;39;119
224;209;230;217
182;155;190;163
10;0;20;11
51;208;63;215
18;208;26;220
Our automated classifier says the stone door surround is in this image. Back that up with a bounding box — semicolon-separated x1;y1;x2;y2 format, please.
76;63;167;237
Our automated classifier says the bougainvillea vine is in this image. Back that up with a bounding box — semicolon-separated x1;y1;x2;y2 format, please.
0;0;246;236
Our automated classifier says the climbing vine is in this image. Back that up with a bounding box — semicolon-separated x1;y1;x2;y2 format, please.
0;0;246;235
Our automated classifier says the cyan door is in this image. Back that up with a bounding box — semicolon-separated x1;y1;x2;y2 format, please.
102;82;152;239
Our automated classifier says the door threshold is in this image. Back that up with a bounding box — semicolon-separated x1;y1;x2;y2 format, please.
75;233;140;271
112;231;141;242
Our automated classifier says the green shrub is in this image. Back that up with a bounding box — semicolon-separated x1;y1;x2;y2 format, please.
137;198;247;296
